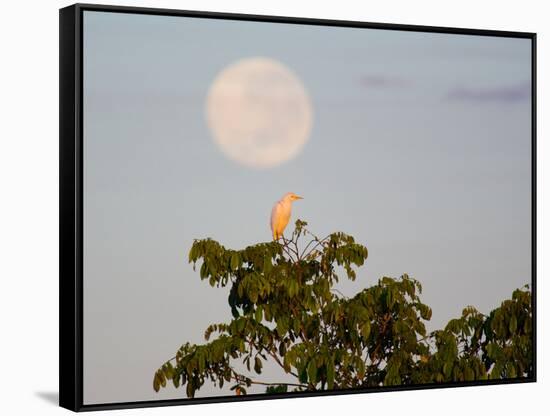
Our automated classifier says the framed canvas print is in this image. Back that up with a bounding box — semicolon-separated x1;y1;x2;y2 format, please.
59;3;536;411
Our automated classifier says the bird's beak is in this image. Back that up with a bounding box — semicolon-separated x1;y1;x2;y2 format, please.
295;195;303;200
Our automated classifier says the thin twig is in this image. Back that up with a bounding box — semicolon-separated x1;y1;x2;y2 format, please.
280;237;296;262
302;235;331;259
331;288;349;299
283;235;299;258
300;238;319;259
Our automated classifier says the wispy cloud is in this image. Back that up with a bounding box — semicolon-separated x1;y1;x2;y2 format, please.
446;81;530;103
360;75;411;88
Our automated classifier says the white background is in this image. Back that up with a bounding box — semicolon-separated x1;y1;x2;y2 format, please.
0;0;546;414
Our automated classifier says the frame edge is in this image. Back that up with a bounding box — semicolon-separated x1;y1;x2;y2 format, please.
60;4;83;412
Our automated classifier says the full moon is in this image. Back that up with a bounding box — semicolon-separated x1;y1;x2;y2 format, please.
205;57;313;168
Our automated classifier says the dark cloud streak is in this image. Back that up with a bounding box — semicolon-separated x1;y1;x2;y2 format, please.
446;81;530;103
360;75;411;88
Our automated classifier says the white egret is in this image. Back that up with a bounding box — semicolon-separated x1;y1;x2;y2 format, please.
270;192;303;240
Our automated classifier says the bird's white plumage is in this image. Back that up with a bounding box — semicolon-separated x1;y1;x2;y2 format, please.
270;192;303;240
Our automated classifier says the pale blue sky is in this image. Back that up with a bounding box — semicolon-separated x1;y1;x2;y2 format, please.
82;11;532;404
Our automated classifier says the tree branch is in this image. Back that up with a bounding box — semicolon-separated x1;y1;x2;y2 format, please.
229;367;307;388
301;235;330;259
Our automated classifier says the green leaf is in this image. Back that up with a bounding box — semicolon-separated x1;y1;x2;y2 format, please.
231;252;240;271
163;362;174;379
508;363;517;378
255;306;263;322
172;373;180;388
386;288;394;309
153;373;160;392
443;362;452;379
307;359;317;385
509;315;517;334
356;359;366;379
326;358;335;389
236;318;246;333
249;288;258;303
254;356;263;374
298;365;308;384
278;342;286;356
264;256;272;273
200;262;208;279
186;381;194;398
266;384;288;394
198;352;205;373
158;371;166;388
491;362;503;379
361;321;371;340
188;244;197;263
276;318;288;335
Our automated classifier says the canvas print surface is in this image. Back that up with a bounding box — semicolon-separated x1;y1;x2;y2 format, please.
82;10;533;404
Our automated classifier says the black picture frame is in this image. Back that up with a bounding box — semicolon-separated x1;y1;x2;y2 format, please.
59;3;537;412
